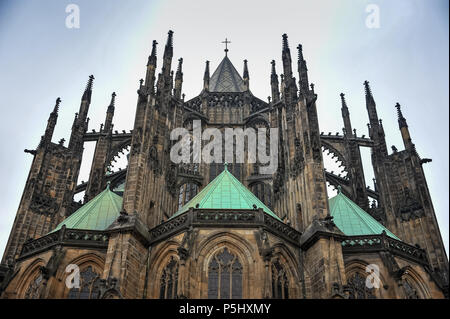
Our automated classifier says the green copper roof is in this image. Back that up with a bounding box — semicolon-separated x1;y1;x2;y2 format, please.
329;188;399;240
171;164;281;221
52;183;123;232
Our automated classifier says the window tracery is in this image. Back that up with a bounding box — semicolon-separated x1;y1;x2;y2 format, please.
159;257;179;299
271;259;289;299
24;272;44;299
207;247;242;299
67;266;100;299
346;272;376;299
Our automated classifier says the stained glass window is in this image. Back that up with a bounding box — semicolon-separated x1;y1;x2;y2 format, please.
347;272;376;299
159;257;179;299
67;266;100;299
271;260;289;299
403;279;419;299
24;273;43;299
208;248;242;299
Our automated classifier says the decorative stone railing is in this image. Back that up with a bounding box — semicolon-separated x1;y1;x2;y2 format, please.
19;227;109;260
342;233;429;266
148;208;301;246
19;217;426;267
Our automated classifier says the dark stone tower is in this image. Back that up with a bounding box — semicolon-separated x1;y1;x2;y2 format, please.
85;92;116;201
367;93;449;293
1;76;94;264
121;30;183;228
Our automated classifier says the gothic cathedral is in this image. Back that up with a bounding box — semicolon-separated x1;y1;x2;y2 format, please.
0;31;447;299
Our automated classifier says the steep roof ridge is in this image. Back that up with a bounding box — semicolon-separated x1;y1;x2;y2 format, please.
69;191;104;229
51;185;123;232
209;56;245;92
329;191;399;240
195;168;227;207
339;195;389;237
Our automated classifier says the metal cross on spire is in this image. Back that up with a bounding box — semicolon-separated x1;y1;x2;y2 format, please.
222;38;231;56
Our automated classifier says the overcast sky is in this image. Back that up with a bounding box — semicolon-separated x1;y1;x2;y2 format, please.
0;0;448;257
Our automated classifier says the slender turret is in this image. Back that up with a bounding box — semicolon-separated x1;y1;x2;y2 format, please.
69;75;94;152
144;40;158;89
174;58;183;99
40;97;61;147
243;59;249;91
103;92;116;133
270;60;280;103
340;93;353;137
395;103;414;150
297;44;309;95
203;60;210;91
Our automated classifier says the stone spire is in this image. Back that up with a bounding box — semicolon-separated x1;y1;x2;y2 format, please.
145;40;158;89
297;44;309;95
203;60;210;91
395;103;414;150
81;75;94;104
270;60;280;103
41;97;61;146
103;92;116;132
340;93;352;137
148;40;158;67
162;30;174;83
174;58;183;99
281;33;297;103
364;80;379;128
281;33;293;79
395;102;407;128
243;59;249;91
364;81;387;157
69;75;94;152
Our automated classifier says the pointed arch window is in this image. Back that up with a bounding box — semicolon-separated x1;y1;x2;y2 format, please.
159;257;179;299
207;247;242;299
271;260;289;299
24;273;43;299
67;266;100;299
347;272;376;299
403;278;419;299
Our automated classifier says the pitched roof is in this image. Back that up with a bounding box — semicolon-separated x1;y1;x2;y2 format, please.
170;164;281;221
328;189;399;240
209;56;245;92
51;183;123;232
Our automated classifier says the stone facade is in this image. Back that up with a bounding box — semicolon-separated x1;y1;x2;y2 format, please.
0;31;447;299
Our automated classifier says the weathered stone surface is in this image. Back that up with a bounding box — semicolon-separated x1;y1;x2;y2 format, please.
1;32;446;299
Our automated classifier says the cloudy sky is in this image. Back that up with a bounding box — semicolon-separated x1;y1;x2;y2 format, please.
0;0;448;256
